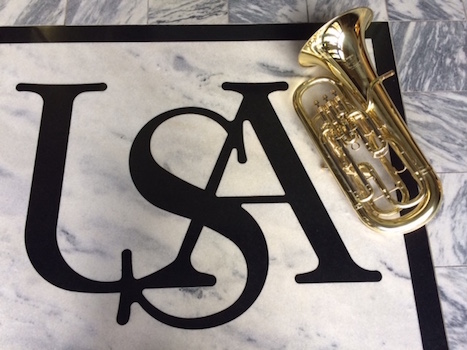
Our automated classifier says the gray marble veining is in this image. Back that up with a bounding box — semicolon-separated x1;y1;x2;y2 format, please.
387;0;467;20
435;267;467;350
428;173;467;266
402;91;467;173
0;40;426;350
0;0;66;25
390;21;467;92
0;1;465;348
228;0;307;23
306;0;388;22
66;0;147;25
149;0;228;24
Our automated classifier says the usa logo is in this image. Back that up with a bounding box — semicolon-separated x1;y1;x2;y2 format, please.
20;82;381;329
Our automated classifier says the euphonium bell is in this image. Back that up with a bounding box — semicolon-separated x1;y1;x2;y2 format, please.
293;7;442;234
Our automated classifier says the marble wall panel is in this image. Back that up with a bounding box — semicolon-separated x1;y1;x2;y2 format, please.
148;0;228;24
0;39;428;350
387;0;467;20
306;0;388;22
427;173;467;266
0;2;464;348
402;91;467;173
390;21;467;92
65;0;147;25
435;267;467;350
0;0;66;25
228;0;307;23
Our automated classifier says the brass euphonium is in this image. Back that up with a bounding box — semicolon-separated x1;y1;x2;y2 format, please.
293;7;442;234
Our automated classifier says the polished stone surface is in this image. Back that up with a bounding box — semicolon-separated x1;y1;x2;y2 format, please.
229;0;307;23
390;21;467;92
436;267;467;350
0;39;423;349
0;0;66;25
306;0;388;21
387;0;467;20
149;0;228;24
427;173;467;266
66;0;147;25
0;0;466;349
402;91;467;173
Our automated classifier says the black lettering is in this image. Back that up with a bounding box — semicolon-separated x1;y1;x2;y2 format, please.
221;82;381;283
129;106;269;328
21;81;380;331
17;83;123;292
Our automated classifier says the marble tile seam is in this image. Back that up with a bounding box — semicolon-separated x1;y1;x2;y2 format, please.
54;0;465;25
142;0;149;25
63;0;69;25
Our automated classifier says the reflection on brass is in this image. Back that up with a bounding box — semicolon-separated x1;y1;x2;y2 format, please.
293;7;442;234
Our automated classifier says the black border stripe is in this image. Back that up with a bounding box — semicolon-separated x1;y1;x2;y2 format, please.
0;23;322;43
368;23;448;350
406;229;449;349
0;23;448;348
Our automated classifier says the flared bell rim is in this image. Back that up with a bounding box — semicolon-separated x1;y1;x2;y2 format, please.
298;7;374;67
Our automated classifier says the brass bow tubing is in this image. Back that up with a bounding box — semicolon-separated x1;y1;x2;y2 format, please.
293;7;442;234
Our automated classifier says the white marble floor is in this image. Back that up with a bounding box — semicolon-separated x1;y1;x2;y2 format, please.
0;0;465;348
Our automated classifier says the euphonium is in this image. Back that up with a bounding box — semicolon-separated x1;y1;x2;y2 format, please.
293;7;442;234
